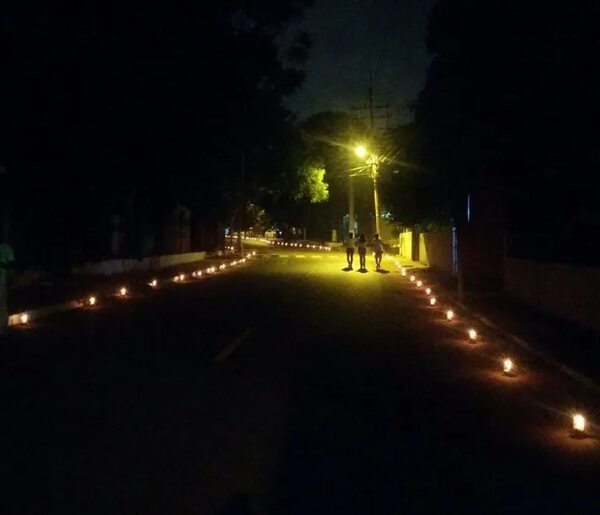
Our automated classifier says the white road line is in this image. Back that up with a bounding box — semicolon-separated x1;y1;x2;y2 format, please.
213;329;253;364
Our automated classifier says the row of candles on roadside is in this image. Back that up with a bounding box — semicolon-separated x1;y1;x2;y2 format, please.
12;251;257;329
269;241;331;251
392;258;589;437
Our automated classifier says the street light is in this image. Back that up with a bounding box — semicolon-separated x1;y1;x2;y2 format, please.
354;144;382;236
354;145;367;159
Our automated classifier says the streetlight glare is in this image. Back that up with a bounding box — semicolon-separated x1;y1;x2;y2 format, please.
354;145;367;158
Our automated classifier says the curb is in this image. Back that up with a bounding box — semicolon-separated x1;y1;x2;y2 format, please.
392;257;600;394
7;257;257;328
8;299;84;327
444;295;600;394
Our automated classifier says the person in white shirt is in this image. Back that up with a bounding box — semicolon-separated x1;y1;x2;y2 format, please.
357;233;367;270
371;233;384;270
344;232;355;269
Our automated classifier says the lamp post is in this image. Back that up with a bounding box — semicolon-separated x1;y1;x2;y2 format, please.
354;145;381;236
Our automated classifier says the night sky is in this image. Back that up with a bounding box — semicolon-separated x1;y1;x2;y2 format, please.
286;0;437;125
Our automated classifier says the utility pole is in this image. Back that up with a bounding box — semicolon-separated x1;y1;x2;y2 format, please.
348;173;355;236
350;65;390;236
237;150;245;257
371;157;381;236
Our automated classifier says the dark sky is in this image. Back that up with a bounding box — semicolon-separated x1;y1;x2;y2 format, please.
286;0;437;126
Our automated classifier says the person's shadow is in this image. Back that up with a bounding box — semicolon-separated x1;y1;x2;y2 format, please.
342;266;353;272
357;268;368;273
375;268;390;274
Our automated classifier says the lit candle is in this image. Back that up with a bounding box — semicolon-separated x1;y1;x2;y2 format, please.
503;358;514;374
88;296;97;306
573;414;586;433
410;275;416;282
149;279;158;287
426;288;432;295
417;280;423;288
468;328;477;340
20;313;29;324
446;309;454;321
430;297;437;306
119;287;127;296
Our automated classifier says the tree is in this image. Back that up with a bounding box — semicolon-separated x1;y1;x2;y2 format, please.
410;0;600;263
0;0;313;264
294;160;329;204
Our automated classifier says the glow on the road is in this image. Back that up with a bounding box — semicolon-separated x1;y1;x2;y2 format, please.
503;358;514;374
446;309;455;321
20;313;29;324
573;414;586;433
468;328;478;341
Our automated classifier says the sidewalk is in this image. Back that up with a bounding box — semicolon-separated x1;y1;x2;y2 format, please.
399;258;600;387
5;252;246;323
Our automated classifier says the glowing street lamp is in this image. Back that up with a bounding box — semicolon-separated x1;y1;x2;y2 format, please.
354;145;368;159
573;414;586;433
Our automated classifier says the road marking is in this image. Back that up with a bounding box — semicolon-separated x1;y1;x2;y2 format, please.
213;329;253;364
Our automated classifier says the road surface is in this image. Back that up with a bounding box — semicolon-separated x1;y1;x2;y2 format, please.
1;247;599;514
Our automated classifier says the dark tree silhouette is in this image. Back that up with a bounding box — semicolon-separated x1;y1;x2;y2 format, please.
410;0;600;263
0;0;312;266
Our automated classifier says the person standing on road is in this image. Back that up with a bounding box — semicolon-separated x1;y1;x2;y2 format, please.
357;233;367;270
371;233;384;270
344;232;355;269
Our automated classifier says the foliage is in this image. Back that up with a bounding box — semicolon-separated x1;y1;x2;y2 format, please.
411;0;600;235
0;0;313;263
294;161;329;204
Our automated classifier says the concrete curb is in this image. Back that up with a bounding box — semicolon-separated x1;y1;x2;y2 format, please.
445;295;600;394
7;257;256;328
388;256;600;393
8;299;84;326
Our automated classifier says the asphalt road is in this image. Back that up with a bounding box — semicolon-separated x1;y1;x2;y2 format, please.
1;248;599;514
